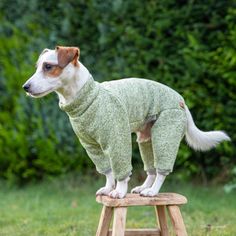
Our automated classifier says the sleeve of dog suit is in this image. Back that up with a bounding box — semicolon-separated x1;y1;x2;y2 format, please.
78;138;112;175
95;97;133;181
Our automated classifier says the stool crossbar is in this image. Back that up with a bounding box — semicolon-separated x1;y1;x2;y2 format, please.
96;193;188;236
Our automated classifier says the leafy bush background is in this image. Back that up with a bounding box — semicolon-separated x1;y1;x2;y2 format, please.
0;0;235;184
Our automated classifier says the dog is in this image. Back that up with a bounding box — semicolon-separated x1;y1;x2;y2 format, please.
23;46;230;198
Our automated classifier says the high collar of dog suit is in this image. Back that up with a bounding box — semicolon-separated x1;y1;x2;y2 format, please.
59;75;100;117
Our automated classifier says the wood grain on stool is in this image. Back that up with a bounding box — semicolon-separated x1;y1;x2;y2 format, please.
96;206;113;236
96;193;188;236
108;229;161;236
155;206;169;236
112;207;127;236
167;205;187;236
96;193;187;207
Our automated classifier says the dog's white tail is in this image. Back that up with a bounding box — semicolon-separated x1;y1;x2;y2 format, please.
185;106;230;151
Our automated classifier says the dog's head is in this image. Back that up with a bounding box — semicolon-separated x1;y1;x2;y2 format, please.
22;46;80;98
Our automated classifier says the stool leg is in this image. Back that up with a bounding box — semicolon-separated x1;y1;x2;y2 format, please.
112;207;127;236
167;205;187;236
155;206;169;236
96;206;113;236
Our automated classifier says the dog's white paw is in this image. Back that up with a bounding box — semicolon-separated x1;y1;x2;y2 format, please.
109;189;126;199
131;185;147;194
96;187;113;196
140;188;158;197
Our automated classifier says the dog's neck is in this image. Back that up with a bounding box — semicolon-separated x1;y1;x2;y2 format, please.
56;62;91;104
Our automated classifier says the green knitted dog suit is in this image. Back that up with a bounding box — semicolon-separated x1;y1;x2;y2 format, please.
60;76;187;180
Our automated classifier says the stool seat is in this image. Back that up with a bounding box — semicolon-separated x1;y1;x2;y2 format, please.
96;193;188;236
96;193;187;207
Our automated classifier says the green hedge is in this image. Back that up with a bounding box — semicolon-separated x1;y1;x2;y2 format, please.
0;0;235;183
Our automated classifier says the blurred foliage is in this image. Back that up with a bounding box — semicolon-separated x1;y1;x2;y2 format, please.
0;0;235;184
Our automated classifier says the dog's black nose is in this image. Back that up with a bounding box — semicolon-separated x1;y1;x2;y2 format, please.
23;83;30;92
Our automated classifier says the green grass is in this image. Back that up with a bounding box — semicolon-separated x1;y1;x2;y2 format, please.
0;174;235;236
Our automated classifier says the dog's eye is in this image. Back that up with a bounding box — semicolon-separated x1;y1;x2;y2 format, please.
44;63;53;71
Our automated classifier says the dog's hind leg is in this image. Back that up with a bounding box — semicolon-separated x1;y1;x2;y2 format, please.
140;109;186;197
131;171;156;193
131;140;156;193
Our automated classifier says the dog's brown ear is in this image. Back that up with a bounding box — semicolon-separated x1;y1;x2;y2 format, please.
55;46;80;68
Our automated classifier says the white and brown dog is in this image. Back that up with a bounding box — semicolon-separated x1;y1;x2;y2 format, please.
23;46;230;198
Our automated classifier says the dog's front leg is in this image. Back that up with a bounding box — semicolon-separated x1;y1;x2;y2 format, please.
96;171;115;196
109;176;130;199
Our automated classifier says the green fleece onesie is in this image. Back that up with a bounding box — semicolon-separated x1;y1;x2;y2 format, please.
59;76;187;180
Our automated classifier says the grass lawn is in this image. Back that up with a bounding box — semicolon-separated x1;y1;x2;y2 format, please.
0;174;235;236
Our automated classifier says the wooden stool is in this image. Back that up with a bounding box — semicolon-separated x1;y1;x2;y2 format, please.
96;193;188;236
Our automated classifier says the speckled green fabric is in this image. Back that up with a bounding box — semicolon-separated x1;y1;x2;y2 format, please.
151;109;186;175
59;76;187;180
137;109;186;176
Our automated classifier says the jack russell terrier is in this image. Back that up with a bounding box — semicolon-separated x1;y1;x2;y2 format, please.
23;46;230;198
